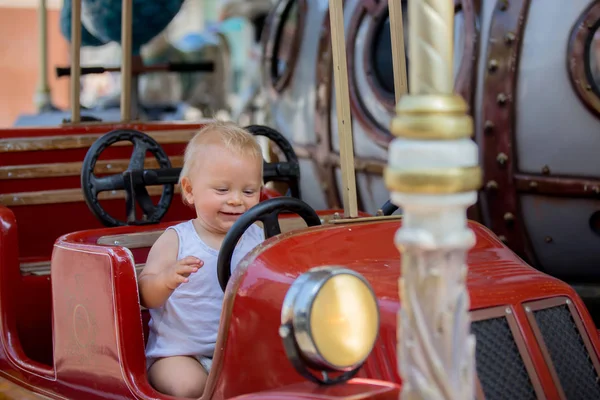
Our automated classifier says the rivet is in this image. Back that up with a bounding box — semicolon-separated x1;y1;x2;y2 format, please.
593;186;600;194
504;212;515;223
545;236;553;243
505;307;512;314
525;306;531;312
7;172;12;177
498;235;507;243
497;93;508;106
586;85;593;91
488;59;499;72
333;212;341;220
484;120;495;134
504;32;516;45
376;209;384;216
12;196;19;202
486;180;498;190
566;299;571;305
541;165;550;175
529;181;538;188
279;325;290;337
496;152;508;165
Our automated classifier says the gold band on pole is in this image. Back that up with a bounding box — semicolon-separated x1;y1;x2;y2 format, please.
391;95;474;140
384;166;482;194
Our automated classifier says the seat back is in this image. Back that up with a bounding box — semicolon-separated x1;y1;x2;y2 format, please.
0;123;202;265
51;233;159;398
0;206;54;377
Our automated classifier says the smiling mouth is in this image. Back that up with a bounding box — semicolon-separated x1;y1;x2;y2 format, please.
220;212;242;216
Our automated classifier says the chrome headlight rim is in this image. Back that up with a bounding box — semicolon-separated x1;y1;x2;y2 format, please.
280;266;380;384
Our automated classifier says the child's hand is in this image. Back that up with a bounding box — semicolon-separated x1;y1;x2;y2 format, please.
161;256;203;290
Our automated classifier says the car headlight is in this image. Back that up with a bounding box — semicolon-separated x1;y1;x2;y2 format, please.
279;266;380;384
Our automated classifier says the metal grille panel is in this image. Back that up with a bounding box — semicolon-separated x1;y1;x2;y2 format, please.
472;316;536;400
534;305;600;399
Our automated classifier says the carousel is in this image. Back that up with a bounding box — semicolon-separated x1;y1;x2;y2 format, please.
0;0;599;399
261;0;600;324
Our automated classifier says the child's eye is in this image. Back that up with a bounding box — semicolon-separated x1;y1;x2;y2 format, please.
244;190;256;195
216;188;228;193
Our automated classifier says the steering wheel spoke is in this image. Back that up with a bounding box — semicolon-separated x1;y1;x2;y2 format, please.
136;187;157;216
123;176;157;224
124;185;137;224
260;212;283;237
129;137;150;170
90;174;126;194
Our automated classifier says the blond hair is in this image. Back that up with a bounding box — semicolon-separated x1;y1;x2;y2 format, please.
178;121;263;197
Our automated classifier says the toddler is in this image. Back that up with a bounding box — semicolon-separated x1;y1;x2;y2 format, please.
138;121;265;398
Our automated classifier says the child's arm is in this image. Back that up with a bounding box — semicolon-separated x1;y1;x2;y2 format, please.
138;229;203;309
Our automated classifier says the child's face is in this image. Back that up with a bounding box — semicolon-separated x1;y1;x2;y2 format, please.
182;143;262;235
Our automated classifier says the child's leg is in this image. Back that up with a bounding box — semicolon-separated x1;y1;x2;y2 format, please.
148;355;208;399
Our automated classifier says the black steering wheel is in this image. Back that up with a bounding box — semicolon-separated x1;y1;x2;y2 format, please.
216;197;322;292
81;129;175;227
245;125;301;199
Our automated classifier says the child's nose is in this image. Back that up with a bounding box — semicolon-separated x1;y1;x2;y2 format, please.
227;193;242;205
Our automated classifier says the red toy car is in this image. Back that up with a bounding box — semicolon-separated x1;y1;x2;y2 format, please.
1;0;600;398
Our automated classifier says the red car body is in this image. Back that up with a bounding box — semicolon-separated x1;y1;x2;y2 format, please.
1;123;600;399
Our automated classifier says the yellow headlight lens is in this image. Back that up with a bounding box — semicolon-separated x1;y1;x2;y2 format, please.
309;273;379;369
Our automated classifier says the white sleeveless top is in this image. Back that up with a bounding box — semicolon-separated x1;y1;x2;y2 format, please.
145;220;265;360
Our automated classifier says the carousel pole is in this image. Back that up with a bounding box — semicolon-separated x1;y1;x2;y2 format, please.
70;0;82;123
35;0;52;112
121;0;133;121
327;0;359;218
385;0;481;398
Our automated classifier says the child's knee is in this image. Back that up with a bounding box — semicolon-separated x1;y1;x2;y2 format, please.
151;372;206;399
148;357;207;398
165;378;205;399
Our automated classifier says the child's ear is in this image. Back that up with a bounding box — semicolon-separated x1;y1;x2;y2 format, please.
181;177;194;205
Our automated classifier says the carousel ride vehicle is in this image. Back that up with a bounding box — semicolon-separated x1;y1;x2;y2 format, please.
260;0;600;324
1;0;600;399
